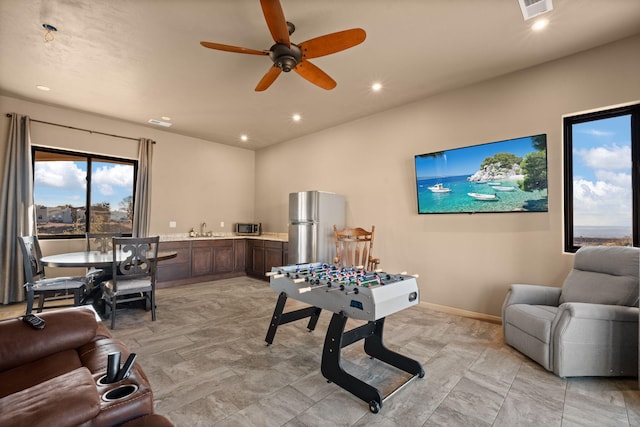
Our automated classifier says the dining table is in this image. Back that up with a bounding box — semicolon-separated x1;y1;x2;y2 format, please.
40;249;178;269
40;249;178;309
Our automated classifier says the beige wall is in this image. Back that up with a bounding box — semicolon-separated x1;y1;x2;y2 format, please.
0;95;256;268
254;34;640;317
2;35;639;316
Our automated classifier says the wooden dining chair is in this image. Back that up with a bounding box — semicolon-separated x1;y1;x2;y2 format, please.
103;236;159;329
333;225;381;270
17;235;87;314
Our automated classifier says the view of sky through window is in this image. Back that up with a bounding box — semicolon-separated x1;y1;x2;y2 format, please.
571;114;631;239
35;161;133;209
33;151;135;236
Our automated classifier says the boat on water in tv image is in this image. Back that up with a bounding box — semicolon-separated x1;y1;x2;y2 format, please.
468;192;499;201
428;183;451;193
414;134;548;214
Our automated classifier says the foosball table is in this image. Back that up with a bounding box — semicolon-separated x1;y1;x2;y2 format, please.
265;263;424;413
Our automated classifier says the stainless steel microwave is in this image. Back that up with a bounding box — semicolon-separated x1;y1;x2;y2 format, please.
235;223;261;236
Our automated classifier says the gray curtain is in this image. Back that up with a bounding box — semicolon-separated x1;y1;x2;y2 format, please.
132;137;153;237
0;114;35;304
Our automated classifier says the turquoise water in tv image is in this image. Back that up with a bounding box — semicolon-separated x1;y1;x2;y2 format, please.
415;134;548;213
417;175;548;213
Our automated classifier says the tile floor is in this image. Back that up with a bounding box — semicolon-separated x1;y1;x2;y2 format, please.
2;276;640;426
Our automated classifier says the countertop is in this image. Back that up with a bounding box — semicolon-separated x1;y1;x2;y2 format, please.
159;232;288;242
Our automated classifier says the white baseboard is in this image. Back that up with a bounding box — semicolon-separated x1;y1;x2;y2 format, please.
419;301;502;325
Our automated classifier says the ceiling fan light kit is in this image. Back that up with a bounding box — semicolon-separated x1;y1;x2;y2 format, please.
269;42;301;72
200;0;366;91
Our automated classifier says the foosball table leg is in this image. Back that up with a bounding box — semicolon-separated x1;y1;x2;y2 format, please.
265;292;288;346
364;318;425;378
320;312;424;413
306;306;322;332
321;312;383;412
265;292;324;346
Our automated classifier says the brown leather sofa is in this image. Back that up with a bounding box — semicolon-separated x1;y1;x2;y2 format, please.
0;308;170;427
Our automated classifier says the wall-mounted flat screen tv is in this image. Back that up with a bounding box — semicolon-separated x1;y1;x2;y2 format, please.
414;134;548;214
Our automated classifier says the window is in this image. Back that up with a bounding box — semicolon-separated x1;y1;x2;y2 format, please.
563;104;640;252
33;147;137;238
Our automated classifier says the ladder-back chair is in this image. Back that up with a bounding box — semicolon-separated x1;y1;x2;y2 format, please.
333;225;380;270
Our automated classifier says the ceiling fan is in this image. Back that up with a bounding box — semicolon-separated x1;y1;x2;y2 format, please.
200;0;366;91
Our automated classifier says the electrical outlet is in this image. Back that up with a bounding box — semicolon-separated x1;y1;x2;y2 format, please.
169;221;177;228
220;221;224;228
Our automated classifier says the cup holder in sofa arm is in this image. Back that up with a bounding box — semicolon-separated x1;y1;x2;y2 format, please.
97;374;132;386
102;384;139;402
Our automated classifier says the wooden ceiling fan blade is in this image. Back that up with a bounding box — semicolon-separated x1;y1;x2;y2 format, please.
255;66;282;91
200;41;268;56
294;61;337;90
260;0;290;46
299;28;366;59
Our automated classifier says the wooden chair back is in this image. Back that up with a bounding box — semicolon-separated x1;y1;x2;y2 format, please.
333;225;380;270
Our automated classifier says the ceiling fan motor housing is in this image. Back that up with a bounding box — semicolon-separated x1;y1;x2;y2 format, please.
269;43;302;72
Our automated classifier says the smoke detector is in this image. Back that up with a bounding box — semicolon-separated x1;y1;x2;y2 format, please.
518;0;553;21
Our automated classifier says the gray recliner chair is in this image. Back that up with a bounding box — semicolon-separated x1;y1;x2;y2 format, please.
502;246;639;377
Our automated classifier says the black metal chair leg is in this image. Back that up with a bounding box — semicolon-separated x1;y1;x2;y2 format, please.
110;296;117;330
37;294;45;313
24;286;34;315
151;291;156;321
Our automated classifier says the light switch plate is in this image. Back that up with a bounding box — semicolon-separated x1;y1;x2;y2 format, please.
169;221;176;228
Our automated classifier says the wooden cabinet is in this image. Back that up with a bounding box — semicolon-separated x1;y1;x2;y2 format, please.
264;240;284;274
156;241;191;287
191;242;213;276
282;242;288;266
157;238;246;287
157;238;287;286
234;239;246;272
246;239;286;281
215;242;234;273
246;239;265;278
191;240;234;276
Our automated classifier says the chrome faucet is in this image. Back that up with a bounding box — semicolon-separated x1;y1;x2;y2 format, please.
200;222;207;236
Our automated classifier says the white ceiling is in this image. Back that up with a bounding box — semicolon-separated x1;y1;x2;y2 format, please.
1;1;640;150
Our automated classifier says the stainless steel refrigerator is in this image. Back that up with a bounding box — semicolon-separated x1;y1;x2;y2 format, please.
288;191;346;265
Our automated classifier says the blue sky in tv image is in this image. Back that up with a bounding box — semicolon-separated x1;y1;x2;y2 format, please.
414;135;548;214
571;115;631;233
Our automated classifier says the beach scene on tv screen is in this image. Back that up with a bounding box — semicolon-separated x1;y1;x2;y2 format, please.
415;135;548;214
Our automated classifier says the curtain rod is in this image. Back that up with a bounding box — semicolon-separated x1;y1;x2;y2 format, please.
5;113;155;143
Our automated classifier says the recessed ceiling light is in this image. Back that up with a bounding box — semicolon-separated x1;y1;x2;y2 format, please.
161;116;171;121
532;18;549;31
148;119;172;127
240;134;248;142
36;85;51;91
371;82;383;92
292;114;301;122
